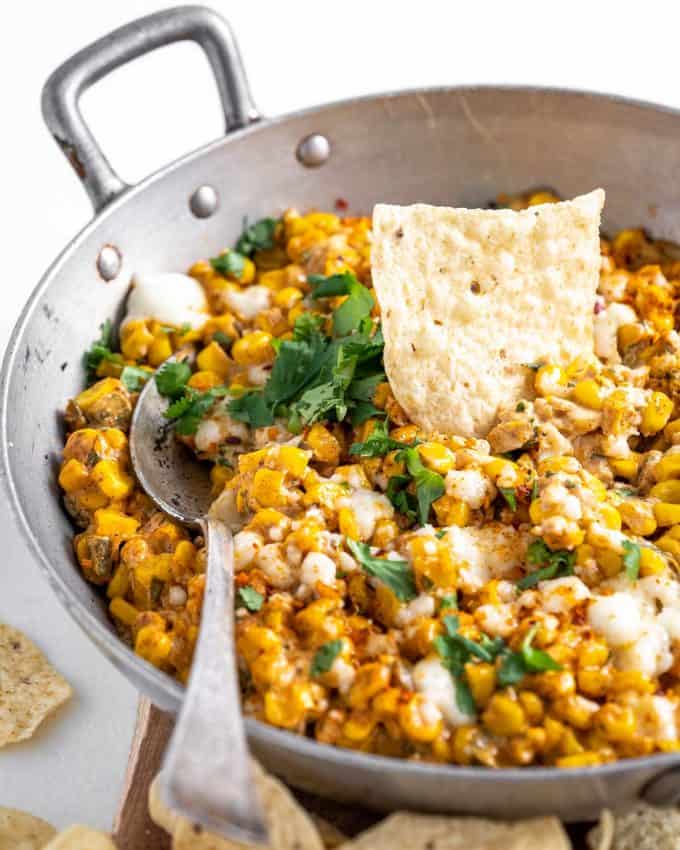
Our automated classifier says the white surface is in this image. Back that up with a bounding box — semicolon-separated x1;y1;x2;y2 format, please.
2;0;680;831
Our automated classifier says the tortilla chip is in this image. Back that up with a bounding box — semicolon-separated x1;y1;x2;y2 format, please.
0;624;72;746
0;807;56;850
336;812;570;850
150;762;324;850
372;190;604;437
310;815;349;849
587;804;680;850
42;826;117;849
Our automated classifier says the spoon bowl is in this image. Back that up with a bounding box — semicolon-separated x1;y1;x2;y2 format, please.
129;357;268;847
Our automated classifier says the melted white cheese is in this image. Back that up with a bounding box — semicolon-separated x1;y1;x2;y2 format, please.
124;272;208;330
224;285;271;320
412;656;475;727
442;524;528;592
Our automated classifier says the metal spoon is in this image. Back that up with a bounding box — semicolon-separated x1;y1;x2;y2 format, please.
129;358;268;847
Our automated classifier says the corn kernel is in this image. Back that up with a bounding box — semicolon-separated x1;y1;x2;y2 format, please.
650;480;680;503
109;597;138;626
147;334;173;367
598;503;622;530
418;442;455;474
433;495;471;527
135;624;172;667
91;459;134;500
518;691;544;724
654;453;680;482
75;378;123;412
535;364;566;397
58;458;89;493
595;703;636;741
338;507;360;540
121;320;154;360
464;662;496;708
641;392;674;436
94;509;139;538
610;456;640;480
107;563;129;599
276;445;309;478
348;663;391;709
196;341;231;378
274;286;303;310
639;547;667;576
482;693;527;737
654;502;680;527
398;694;443;742
188;370;223;391
232;331;274;366
306;423;340;465
572;379;604;410
618;500;657;536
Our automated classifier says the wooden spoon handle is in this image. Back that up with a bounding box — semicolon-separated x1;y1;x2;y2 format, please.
112;698;174;850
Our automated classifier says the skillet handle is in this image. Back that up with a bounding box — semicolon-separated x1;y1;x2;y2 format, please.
41;5;260;213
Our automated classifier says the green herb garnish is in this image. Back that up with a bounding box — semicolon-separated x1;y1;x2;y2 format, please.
236;217;279;256
516;538;575;590
349;420;412;458
499;487;517;511
439;592;457;609
396;447;446;525
210;250;246;279
83;320;123;382
237;586;264;612
622;540;641;581
310;639;344;676
120;365;150;392
309;272;375;336
497;625;562;686
164;387;229;435
212;331;233;351
155;360;192;400
346;538;416;601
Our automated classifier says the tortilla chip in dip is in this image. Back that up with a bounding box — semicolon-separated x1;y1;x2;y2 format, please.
150;762;324;850
0;807;56;850
372;190;604;437
0;623;72;746
42;826;118;849
335;812;570;850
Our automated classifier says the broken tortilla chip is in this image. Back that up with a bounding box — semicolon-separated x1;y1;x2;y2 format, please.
0;623;72;746
335;812;570;850
0;807;56;850
372;190;604;437
42;826;117;849
150;762;324;850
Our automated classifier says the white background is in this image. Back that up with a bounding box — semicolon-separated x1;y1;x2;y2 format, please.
2;0;680;831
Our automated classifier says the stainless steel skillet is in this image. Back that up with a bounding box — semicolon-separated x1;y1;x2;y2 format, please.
3;4;680;822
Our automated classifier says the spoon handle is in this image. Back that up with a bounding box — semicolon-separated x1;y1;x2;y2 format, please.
159;516;269;846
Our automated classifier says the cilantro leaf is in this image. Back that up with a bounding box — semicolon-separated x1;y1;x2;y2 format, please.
210;250;246;278
499;487;517;511
163;387;228;435
83;320;123;381
350;402;385;426
237;586;264;612
212;331;233;351
497;624;561;686
346;538;416;602
397;447;446;525
293;312;324;341
386;475;418;522
155;361;192;399
120;365;150;392
622;540;641;581
517;538;575;590
310;272;374;336
440;592;458;610
349;420;411;457
310;639;344;676
235;217;278;256
228;391;275;428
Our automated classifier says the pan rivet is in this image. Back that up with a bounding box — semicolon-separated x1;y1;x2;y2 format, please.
296;134;331;167
190;185;219;218
96;245;122;281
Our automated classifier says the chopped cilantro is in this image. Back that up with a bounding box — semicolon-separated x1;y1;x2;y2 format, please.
309;272;375;336
386;474;418;522
237;586;264;612
228;391;274;428
83;320;123;382
434;617;502;714
397;447;446;525
439;592;457;609
164;387;229;435
435;529;448;540
346;538;416;602
179;322;192;336
120;365;150;392
210;250;246;279
349;420;412;457
155;360;192;400
622;540;641;581
516;538;575;590
515;401;526;412
235;217;278;256
293;312;324;341
212;331;233;351
531;478;539;501
499;487;517;511
498;625;561;686
310;639;344;676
